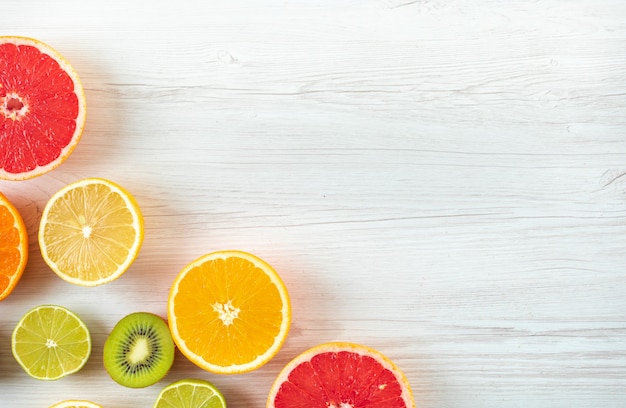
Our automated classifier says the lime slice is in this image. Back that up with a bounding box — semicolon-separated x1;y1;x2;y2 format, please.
154;379;227;408
50;401;102;408
12;305;92;380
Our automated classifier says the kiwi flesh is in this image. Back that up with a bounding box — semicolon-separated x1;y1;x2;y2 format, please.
103;312;175;388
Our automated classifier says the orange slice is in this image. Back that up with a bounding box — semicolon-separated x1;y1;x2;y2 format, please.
38;178;144;286
168;250;291;374
267;342;416;408
0;36;86;180
0;191;28;301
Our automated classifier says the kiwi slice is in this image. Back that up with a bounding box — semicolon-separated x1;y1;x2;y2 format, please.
103;312;175;388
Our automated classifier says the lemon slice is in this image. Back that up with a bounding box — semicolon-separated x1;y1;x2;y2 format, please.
50;401;102;408
39;178;144;286
12;305;91;380
154;379;227;408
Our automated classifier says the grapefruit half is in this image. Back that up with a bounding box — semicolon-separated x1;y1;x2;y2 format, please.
267;342;415;408
0;36;86;180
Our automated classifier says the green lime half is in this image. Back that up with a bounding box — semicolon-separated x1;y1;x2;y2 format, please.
154;378;227;408
12;304;91;380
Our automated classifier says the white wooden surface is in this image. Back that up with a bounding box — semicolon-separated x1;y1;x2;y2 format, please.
2;1;626;407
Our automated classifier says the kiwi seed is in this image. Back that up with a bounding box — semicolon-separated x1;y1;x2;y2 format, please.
103;312;175;388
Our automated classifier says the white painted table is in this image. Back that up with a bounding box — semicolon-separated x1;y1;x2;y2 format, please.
2;1;626;407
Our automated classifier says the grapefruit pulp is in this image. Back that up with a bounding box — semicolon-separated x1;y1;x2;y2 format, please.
267;342;415;408
0;36;86;180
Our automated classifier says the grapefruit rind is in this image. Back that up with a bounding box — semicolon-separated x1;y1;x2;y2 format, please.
0;191;28;301
267;342;416;408
168;250;292;374
0;36;86;181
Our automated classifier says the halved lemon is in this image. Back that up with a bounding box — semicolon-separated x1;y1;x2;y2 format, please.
50;401;102;408
38;178;144;286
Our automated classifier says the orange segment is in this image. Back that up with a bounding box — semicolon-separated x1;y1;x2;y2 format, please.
0;192;28;301
168;250;291;374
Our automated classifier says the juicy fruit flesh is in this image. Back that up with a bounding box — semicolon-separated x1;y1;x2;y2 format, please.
174;257;284;365
271;348;413;408
0;41;80;175
43;183;137;279
11;305;91;380
104;312;174;388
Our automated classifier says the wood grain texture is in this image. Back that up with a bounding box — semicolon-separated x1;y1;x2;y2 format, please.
1;1;626;407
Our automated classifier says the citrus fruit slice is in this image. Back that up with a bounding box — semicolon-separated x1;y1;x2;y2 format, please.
12;304;91;380
153;379;227;408
50;401;102;408
0;36;86;181
0;191;28;301
267;342;416;408
39;178;144;286
168;250;291;374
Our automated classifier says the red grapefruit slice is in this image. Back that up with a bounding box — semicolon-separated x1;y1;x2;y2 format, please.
267;342;415;408
0;36;86;180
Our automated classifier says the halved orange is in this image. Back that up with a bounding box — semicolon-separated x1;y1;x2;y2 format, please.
0;36;86;180
267;342;416;408
168;250;291;374
0;191;28;301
